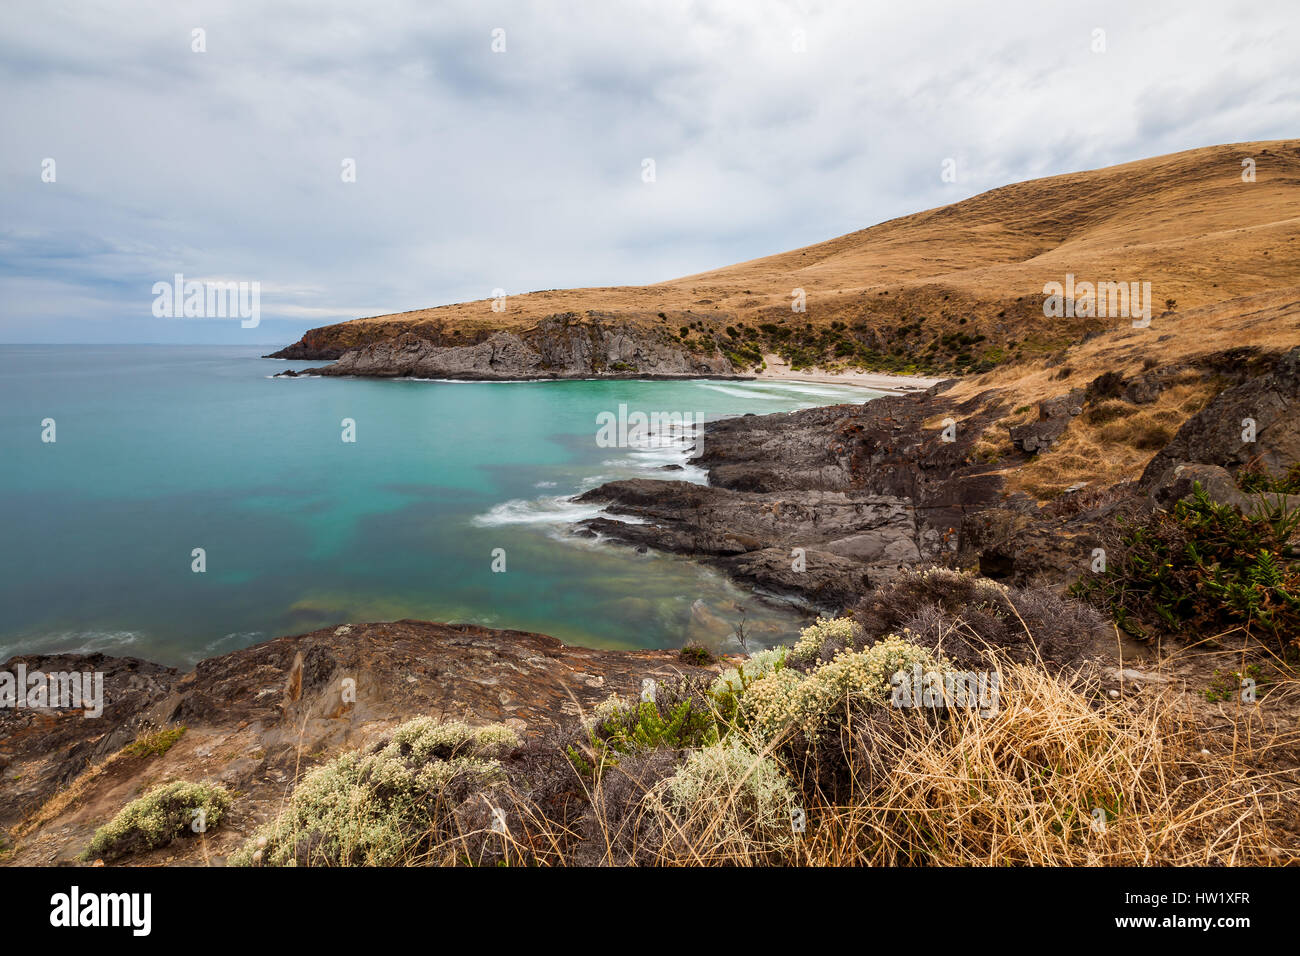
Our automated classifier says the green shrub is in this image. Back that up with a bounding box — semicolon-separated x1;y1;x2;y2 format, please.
122;725;186;758
1237;461;1300;494
573;683;721;774
230;718;518;867
84;780;230;861
1075;484;1300;650
678;642;714;665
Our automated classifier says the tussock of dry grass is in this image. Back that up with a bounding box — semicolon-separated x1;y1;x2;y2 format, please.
792;663;1282;865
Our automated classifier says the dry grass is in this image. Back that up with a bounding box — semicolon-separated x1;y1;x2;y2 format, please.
1008;379;1221;499
270;661;1291;867
796;663;1285;865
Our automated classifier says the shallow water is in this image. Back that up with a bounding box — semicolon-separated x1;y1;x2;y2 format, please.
0;345;881;666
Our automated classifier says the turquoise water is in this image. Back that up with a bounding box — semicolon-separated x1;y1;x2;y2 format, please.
0;346;880;666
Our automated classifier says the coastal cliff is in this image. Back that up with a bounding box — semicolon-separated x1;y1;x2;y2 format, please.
275;313;736;380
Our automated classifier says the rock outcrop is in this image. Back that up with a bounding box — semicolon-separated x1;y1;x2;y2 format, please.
310;314;735;381
572;384;1020;608
1141;345;1300;486
1;621;715;865
1008;389;1084;454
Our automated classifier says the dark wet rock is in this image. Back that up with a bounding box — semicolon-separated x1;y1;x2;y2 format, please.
577;480;925;567
723;547;873;610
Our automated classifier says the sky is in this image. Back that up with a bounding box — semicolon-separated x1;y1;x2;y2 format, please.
0;0;1296;345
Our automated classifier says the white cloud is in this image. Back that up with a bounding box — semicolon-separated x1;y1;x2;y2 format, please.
0;0;1295;342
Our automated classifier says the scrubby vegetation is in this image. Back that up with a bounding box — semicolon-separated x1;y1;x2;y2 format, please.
84;781;230;862
711;314;1017;376
122;725;186;758
231;570;1287;866
230;719;518;866
1076;484;1300;653
649;741;797;863
856;566;1104;667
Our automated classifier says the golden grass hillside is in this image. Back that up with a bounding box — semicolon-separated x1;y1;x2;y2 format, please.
289;140;1300;369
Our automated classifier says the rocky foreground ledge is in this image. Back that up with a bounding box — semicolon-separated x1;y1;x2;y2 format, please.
0;622;715;866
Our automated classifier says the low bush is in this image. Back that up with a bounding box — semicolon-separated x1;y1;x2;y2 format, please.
84;780;230;861
230;718;518;866
571;679;720;774
649;740;797;863
1075;484;1300;651
122;725;186;758
856;566;1101;666
741;633;948;741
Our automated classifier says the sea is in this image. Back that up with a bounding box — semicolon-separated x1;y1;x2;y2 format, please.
0;345;881;666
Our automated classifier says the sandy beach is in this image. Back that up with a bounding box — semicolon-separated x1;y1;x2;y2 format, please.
750;353;948;393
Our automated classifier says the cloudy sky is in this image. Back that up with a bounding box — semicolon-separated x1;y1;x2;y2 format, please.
1;0;1295;344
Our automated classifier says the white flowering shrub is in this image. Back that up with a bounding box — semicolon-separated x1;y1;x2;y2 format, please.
709;645;788;698
742;634;948;740
84;781;231;862
653;740;797;861
230;718;519;867
789;616;864;665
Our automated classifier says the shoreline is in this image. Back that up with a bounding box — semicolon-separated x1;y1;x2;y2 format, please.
270;360;949;394
750;353;948;393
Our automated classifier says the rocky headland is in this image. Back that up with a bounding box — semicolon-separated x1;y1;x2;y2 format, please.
575;345;1299;610
269;313;737;381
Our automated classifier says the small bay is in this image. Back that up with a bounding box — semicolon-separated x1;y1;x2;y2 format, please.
0;345;880;666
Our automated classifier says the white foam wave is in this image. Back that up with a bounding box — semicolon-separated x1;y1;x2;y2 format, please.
697;383;789;400
0;629;144;661
472;495;632;527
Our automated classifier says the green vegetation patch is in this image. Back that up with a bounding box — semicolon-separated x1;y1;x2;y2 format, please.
122;726;186;759
84;780;231;861
1075;484;1300;652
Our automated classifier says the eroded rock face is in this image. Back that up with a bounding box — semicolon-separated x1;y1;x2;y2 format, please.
316;315;734;380
0;654;178;833
1141;345;1300;484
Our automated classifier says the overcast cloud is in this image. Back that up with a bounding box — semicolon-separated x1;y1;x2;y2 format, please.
1;0;1296;344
